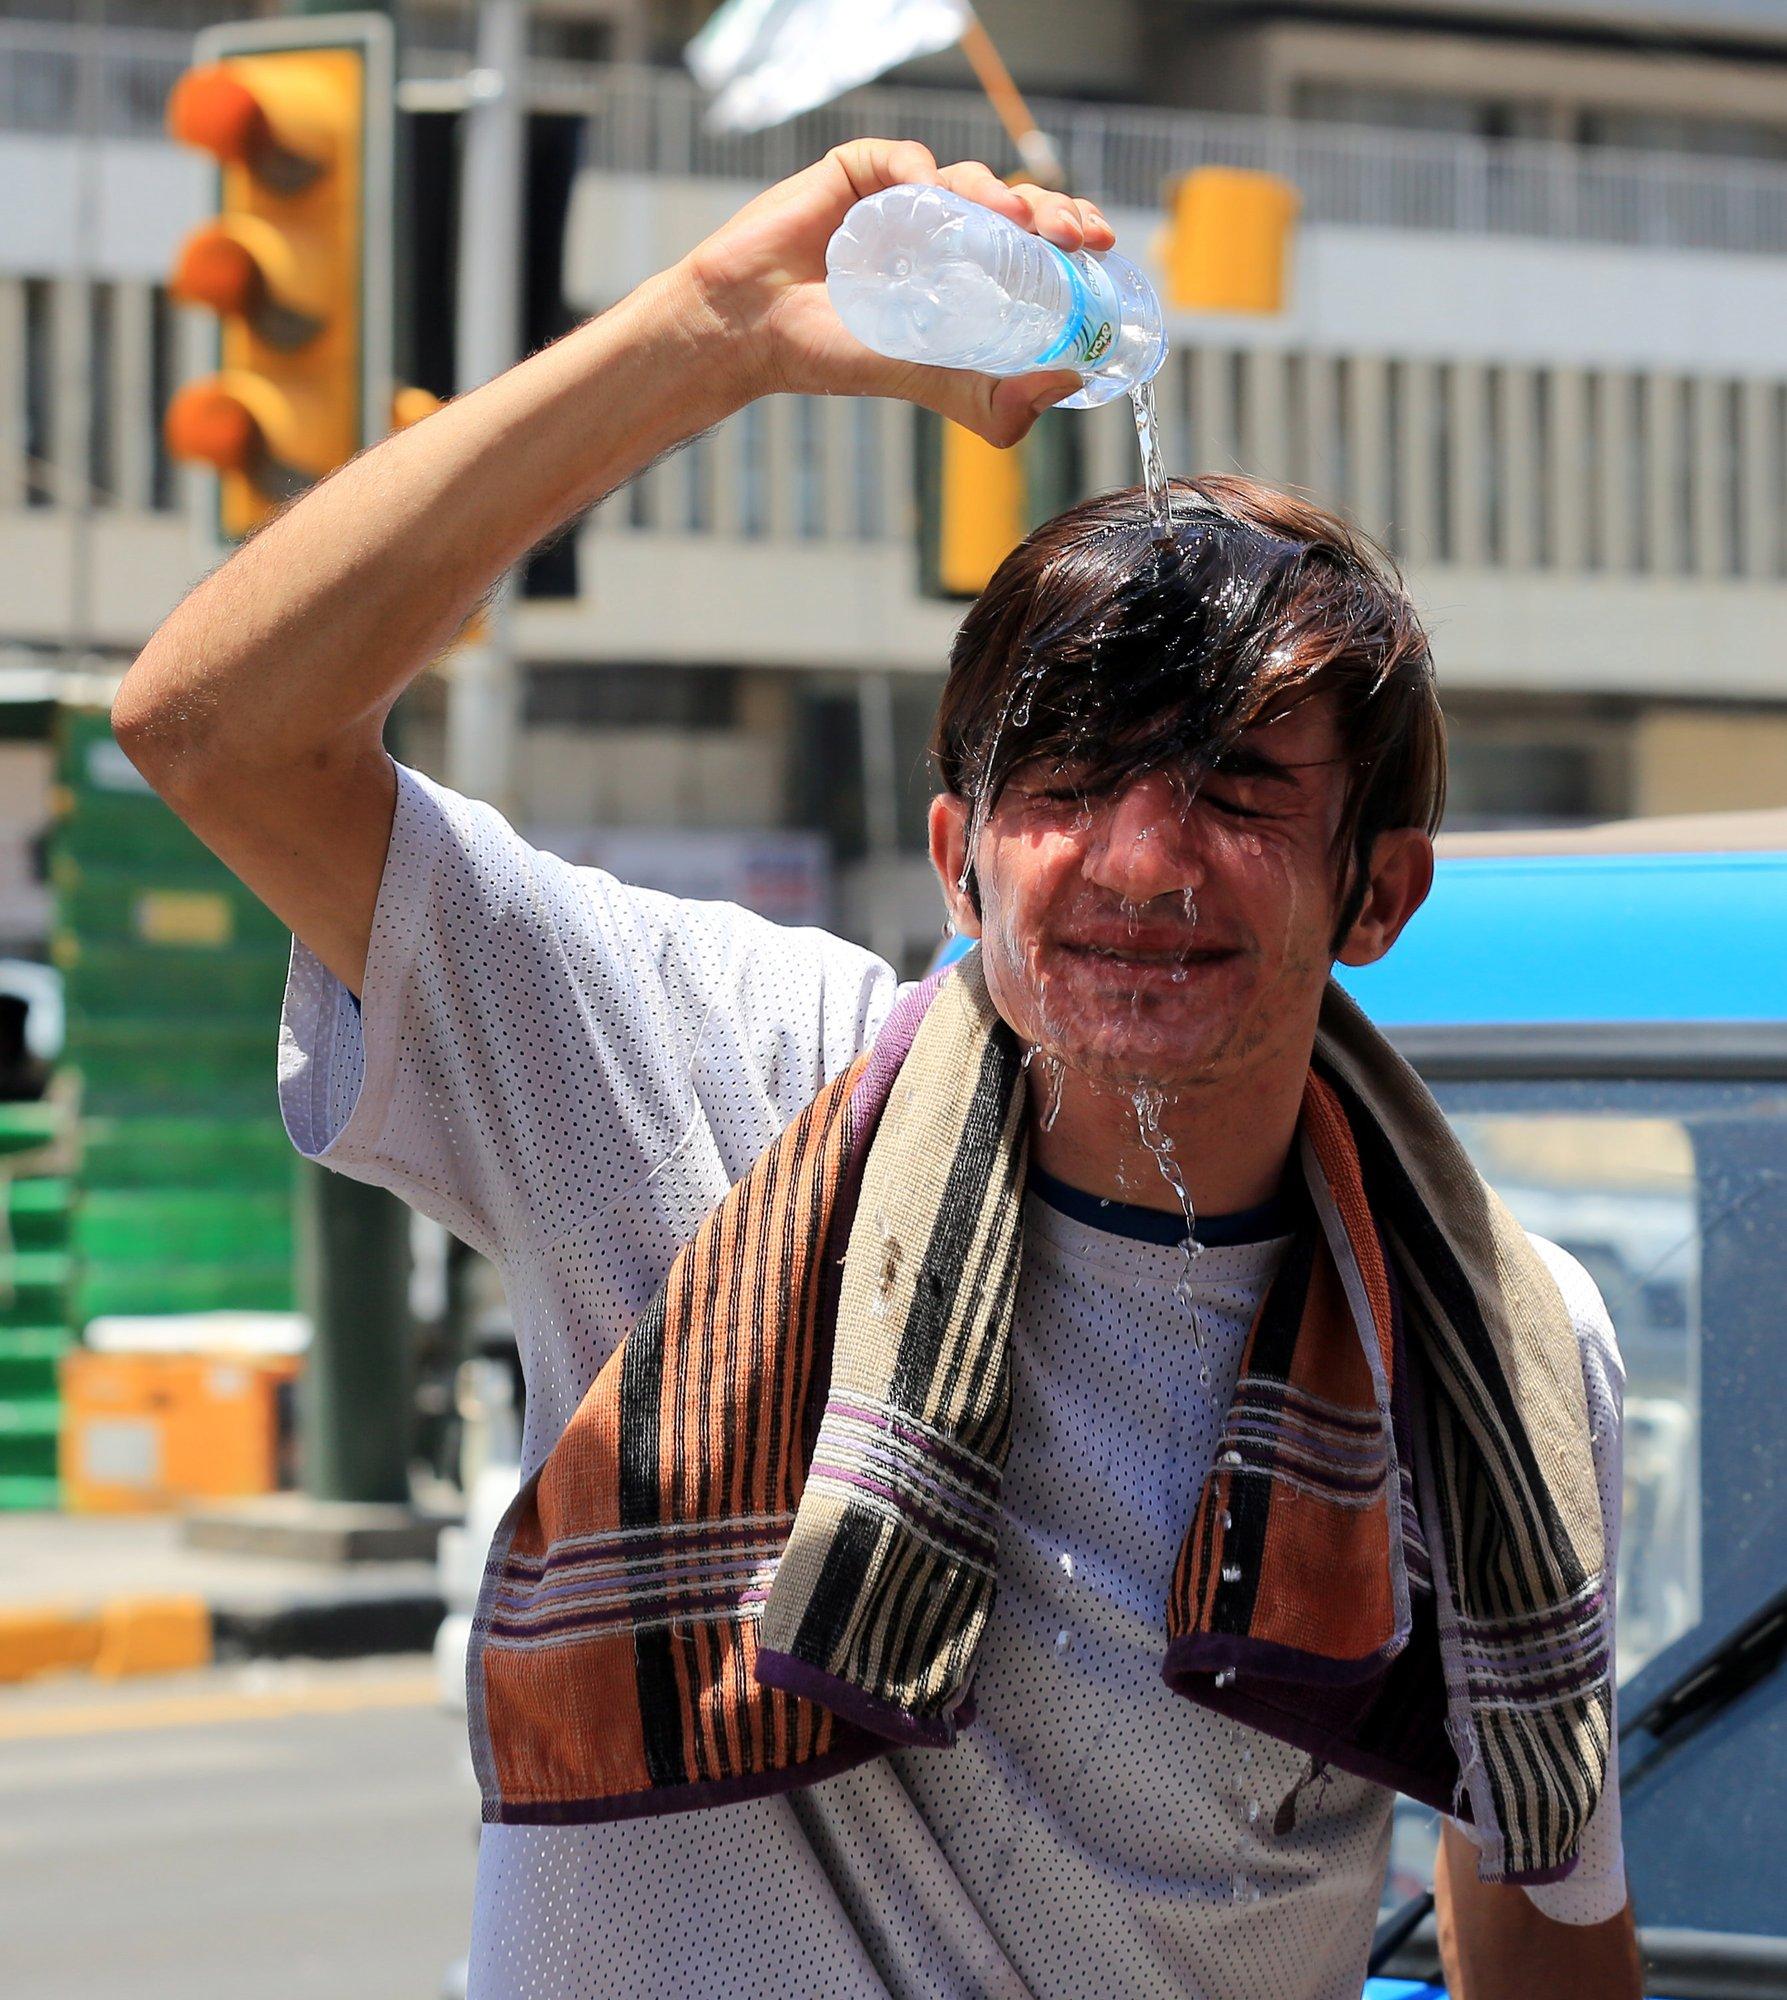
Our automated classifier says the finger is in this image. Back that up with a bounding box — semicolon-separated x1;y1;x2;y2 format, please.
980;371;1085;446
1075;198;1117;251
892;360;1083;447
934;158;1033;228
999;370;1087;424
1001;181;1088;250
825;136;939;202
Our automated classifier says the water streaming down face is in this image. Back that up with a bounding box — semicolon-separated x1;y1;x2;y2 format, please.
1021;1042;1068;1131
951;502;1313;1272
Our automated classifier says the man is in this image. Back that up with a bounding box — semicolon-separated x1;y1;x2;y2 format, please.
117;141;1641;1998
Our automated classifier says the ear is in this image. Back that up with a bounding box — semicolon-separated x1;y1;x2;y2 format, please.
928;793;983;938
1334;828;1434;968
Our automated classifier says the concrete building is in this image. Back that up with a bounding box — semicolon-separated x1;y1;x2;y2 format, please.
3;0;1786;966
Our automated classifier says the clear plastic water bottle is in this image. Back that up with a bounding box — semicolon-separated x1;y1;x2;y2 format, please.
825;184;1166;411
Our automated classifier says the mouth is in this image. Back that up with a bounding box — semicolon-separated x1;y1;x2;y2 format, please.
1055;939;1240;972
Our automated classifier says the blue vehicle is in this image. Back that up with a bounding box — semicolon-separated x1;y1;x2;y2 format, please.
941;810;1787;1998
1344;814;1787;1998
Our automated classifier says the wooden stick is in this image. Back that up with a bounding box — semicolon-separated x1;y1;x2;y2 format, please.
958;10;1066;188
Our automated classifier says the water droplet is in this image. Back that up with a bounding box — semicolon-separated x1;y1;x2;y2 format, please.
1219;1509;1233;1531
1220;1448;1243;1470
1058;1551;1074;1579
1055;1629;1071;1654
1221;1562;1242;1584
1215;1667;1236;1689
1230;1872;1249;1904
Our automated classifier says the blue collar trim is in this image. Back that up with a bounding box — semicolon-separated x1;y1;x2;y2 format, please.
1027;1162;1299;1247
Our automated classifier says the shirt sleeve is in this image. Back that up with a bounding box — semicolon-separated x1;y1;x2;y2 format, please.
277;763;899;1263
1452;1232;1630;1924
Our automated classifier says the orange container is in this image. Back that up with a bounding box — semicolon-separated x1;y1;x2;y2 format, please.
59;1349;299;1513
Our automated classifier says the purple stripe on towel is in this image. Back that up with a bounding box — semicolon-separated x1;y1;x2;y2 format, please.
824;1393;1002;1495
486;1583;774;1645
494;1550;775;1609
817;1426;1003;1530
1458;1586;1606;1643
1233;1379;1385;1434
502;1515;790;1576
808;1461;1000;1564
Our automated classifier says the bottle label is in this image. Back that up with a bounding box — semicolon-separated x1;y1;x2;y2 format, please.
1036;249;1121;374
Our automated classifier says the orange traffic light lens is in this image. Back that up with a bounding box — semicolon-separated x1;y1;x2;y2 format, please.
390;386;444;432
164;380;262;474
170;226;266;318
167;63;270;165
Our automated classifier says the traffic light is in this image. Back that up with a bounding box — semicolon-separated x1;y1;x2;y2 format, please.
1155;168;1300;315
917;410;1083;599
162;14;394;542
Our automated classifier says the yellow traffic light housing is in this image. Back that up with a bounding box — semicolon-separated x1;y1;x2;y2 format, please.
916;411;1082;600
1156;168;1300;315
163;16;393;542
934;422;1027;598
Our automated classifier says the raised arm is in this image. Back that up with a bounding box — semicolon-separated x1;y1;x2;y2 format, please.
113;141;1107;995
1435;1821;1642;2000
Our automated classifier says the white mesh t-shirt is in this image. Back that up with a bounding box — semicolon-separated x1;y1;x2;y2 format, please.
279;767;1628;1999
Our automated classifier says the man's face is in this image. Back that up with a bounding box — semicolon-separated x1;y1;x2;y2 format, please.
932;690;1419;1095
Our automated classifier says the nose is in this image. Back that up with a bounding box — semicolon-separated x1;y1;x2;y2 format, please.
1081;770;1206;907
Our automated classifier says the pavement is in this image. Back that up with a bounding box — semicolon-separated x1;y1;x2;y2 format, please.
0;1508;449;1687
0;1652;476;1999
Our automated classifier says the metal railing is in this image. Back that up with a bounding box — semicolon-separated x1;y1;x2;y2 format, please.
5;17;1787;257
550;62;1787;257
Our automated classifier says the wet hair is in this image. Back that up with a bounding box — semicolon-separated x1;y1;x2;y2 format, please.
931;474;1446;948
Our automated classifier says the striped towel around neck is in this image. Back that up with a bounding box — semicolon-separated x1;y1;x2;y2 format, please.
467;950;1610;1885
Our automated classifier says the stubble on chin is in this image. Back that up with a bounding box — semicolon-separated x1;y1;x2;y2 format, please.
985;952;1247;1097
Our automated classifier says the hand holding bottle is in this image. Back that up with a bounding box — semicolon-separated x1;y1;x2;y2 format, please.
680;139;1113;446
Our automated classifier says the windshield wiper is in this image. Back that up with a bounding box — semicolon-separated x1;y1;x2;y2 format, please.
1367;1583;1787;1979
1619;1583;1787;1785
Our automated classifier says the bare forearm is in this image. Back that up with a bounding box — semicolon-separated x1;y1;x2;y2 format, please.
103;140;1095;994
1435;1823;1641;2000
115;263;743;788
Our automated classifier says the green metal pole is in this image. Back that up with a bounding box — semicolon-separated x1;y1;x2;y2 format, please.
286;0;415;1506
297;1164;413;1503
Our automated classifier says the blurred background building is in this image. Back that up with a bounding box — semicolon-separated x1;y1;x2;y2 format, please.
3;0;1786;973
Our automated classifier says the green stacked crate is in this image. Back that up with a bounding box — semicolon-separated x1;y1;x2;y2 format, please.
0;1115;73;1509
53;711;298;1382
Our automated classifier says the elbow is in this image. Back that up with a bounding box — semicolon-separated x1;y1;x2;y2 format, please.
111;650;211;807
